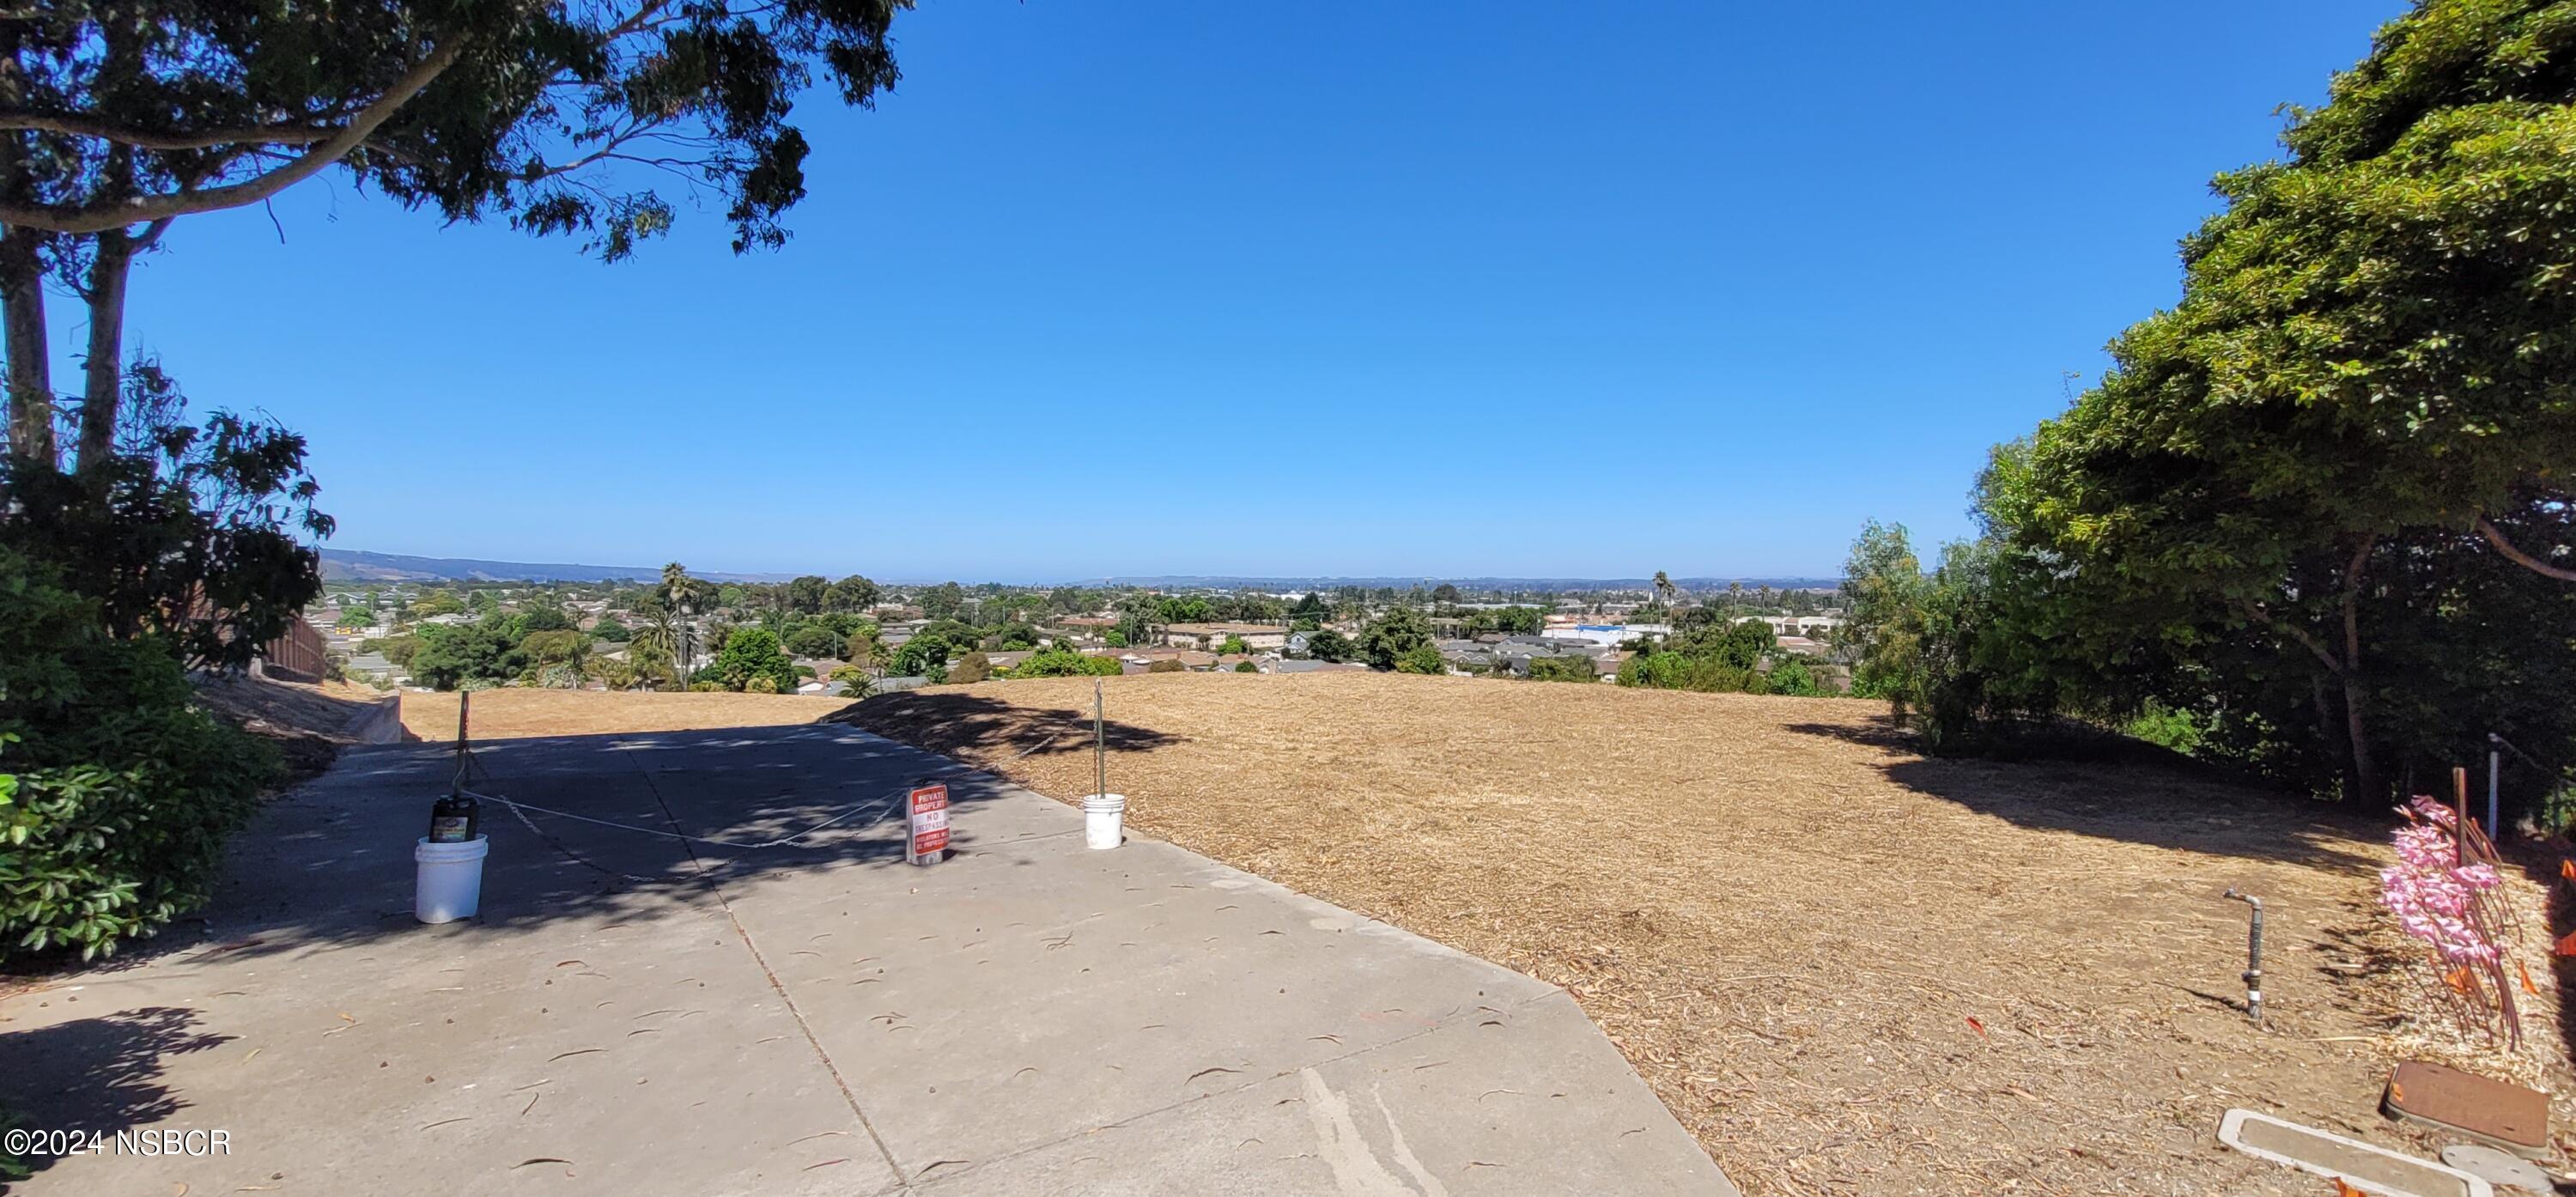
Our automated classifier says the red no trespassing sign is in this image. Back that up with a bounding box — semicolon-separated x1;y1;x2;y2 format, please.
907;783;951;865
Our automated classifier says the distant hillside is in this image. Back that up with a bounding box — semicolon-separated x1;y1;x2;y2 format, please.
320;549;793;584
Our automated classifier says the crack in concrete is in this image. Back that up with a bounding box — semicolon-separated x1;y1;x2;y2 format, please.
631;751;913;1189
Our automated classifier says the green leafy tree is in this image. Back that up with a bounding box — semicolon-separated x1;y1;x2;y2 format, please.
1768;657;1823;697
1838;521;1926;702
708;626;798;694
409;618;527;690
1305;629;1356;663
0;547;278;962
1394;641;1446;675
1;2;914;469
888;634;951;681
1525;655;1596;684
1115;609;1156;647
781;623;846;659
987;623;1041;651
785;575;829;615
829;575;882;612
1358;607;1431;670
1978;0;2576;796
589;617;632;643
947;651;993;684
920;582;967;621
1005;645;1122;677
3;406;331;672
519;629;591;687
410;591;465;618
1218;635;1249;655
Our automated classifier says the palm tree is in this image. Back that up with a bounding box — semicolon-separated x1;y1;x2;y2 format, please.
1653;570;1677;610
634;605;679;690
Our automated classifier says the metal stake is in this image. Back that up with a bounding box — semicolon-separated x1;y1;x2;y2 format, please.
2488;737;2502;841
1094;677;1106;801
451;690;471;795
2224;889;2264;1024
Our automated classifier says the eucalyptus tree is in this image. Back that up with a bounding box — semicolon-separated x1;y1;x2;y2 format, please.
2;0;913;471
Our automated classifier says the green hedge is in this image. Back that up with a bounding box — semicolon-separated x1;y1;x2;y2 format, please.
0;549;277;963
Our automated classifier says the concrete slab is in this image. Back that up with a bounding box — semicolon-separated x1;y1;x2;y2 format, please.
0;724;1735;1195
2440;1145;2555;1195
2221;1109;2493;1197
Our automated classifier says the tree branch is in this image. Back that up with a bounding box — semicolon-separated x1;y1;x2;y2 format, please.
2476;517;2576;582
2238;597;2344;675
0;39;467;234
0;110;345;151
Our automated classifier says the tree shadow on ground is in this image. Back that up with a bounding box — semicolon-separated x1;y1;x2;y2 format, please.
7;708;1176;983
0;1006;231;1181
2506;846;2576;1075
1781;713;2385;873
829;690;1188;766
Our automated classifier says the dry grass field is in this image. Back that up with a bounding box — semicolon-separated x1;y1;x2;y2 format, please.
845;671;2576;1196
398;688;849;742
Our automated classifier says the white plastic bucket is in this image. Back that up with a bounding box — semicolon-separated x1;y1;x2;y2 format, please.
415;835;489;924
1080;793;1125;850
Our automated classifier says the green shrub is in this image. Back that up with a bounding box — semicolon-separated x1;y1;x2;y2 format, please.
710;626;799;693
1767;657;1825;696
1523;655;1595;683
1395;642;1446;675
1005;645;1121;678
1616;651;1766;694
0;550;278;962
1234;661;1258;673
2124;700;2205;755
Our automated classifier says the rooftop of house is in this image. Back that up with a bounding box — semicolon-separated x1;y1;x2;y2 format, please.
1163;623;1285;636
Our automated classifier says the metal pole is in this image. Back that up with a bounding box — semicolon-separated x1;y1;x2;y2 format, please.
2489;743;2502;842
2225;890;2264;1024
1094;677;1106;801
2454;767;2470;865
451;690;471;794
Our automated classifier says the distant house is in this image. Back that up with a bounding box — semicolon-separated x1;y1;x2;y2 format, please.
1268;659;1369;675
1160;623;1289;651
1435;639;1497;671
984;650;1036;672
1110;647;1224;671
1494;635;1607;678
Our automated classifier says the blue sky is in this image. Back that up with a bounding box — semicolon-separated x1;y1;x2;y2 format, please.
91;1;2402;582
